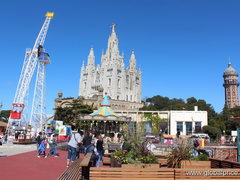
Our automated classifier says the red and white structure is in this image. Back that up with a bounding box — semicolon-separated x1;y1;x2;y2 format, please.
8;12;54;132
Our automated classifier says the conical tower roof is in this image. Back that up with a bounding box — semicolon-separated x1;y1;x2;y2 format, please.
224;62;238;76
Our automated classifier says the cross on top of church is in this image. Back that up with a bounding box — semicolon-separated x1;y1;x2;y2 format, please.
110;24;116;33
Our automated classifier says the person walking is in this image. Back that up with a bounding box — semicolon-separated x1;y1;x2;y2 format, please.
38;139;47;158
67;127;82;167
36;132;43;157
4;133;8;144
96;135;104;167
3;133;8;144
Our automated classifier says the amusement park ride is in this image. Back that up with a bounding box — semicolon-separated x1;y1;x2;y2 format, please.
7;12;54;133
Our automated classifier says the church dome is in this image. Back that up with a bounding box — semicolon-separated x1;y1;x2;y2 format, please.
224;63;238;76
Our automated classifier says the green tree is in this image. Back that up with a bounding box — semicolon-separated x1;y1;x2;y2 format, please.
217;106;240;135
186;97;198;109
54;99;93;126
0;110;10;122
186;98;217;120
202;125;221;140
141;95;217;122
208;117;226;133
144;113;167;135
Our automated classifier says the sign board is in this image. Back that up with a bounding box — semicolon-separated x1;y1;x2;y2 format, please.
59;126;67;136
55;121;63;130
232;131;237;136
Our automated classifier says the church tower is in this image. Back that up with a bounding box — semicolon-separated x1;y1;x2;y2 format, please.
79;25;142;103
223;62;239;108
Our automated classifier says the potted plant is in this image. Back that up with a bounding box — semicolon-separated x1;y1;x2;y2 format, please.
111;137;158;168
167;140;211;168
167;141;192;168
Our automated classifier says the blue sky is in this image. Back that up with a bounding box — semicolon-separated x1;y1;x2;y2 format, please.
1;0;240;114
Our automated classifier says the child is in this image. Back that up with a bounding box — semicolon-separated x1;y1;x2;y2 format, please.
38;139;47;158
48;133;58;157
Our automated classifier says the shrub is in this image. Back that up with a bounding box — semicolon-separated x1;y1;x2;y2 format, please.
202;125;221;140
191;153;209;161
112;148;158;164
141;154;158;164
167;141;193;168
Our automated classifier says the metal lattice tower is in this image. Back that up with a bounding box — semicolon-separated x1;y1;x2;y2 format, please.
30;47;50;131
7;12;54;131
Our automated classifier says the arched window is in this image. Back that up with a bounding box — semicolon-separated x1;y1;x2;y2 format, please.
84;82;87;89
118;79;120;88
126;75;129;84
108;78;111;86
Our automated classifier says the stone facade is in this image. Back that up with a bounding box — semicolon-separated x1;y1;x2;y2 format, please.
54;91;143;111
79;25;142;103
223;62;239;108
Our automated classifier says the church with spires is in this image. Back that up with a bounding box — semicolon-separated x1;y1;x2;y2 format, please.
55;25;143;112
79;24;142;103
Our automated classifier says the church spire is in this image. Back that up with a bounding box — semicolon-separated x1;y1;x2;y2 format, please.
81;60;85;69
89;47;94;57
106;24;119;60
111;24;116;33
87;48;95;67
129;49;136;72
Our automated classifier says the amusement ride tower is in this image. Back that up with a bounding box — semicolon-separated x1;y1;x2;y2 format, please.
8;12;54;132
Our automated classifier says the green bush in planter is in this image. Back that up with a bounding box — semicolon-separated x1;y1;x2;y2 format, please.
112;149;157;164
141;154;158;164
192;153;209;161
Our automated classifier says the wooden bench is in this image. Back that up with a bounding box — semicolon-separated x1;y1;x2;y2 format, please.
90;167;174;180
180;160;211;169
80;153;92;180
209;158;240;168
58;153;92;180
58;158;82;180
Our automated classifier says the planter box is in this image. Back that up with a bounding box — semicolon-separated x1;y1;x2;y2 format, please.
122;164;160;168
158;159;168;166
110;156;121;167
181;160;210;169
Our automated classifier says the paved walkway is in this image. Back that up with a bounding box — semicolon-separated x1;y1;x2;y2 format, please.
0;142;36;157
0;149;68;180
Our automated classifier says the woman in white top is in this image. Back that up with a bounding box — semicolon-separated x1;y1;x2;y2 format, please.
67;127;82;167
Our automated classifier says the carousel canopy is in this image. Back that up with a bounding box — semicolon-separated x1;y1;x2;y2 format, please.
80;93;130;122
90;94;117;117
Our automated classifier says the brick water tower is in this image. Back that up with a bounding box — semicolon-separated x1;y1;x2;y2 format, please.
223;62;239;108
